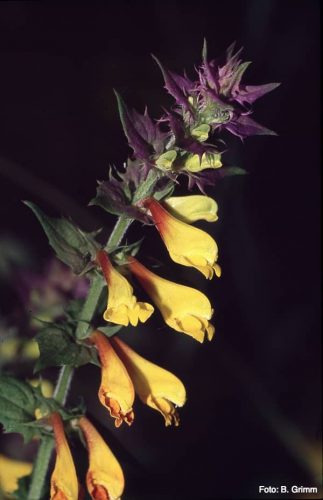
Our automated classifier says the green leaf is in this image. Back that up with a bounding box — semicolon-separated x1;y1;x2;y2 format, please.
24;202;97;275
98;324;123;337
34;326;95;372
0;376;86;444
153;180;175;201
220;166;248;177
64;299;85;323
0;376;37;442
111;238;144;264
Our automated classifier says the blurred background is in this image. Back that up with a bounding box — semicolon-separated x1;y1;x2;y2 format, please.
0;1;321;499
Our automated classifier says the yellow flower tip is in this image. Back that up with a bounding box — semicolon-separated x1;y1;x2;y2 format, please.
90;331;135;427
51;488;69;499
103;300;154;327
0;454;32;494
111;337;186;426
163;195;218;224
50;413;79;500
79;417;125;500
96;249;154;327
170;313;215;343
89;483;110;500
143;198;220;279
148;395;181;427
127;259;215;342
183;152;222;172
100;392;134;428
214;263;222;278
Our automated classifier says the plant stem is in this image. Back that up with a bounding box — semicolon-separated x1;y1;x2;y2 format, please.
27;177;157;499
75;273;105;339
105;215;134;250
27;437;54;500
53;364;74;404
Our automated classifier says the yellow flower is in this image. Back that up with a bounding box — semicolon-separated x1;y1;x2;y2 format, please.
127;258;215;343
28;378;54;398
111;337;186;426
79;417;124;500
163;195;218;223
191;124;211;142
155;150;177;170
21;339;40;360
90;330;135;427
0;454;32;495
96;250;154;326
183;152;222;172
144;198;221;279
50;412;79;500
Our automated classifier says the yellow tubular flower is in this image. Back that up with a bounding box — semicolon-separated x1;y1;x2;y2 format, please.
127;258;215;343
79;417;124;500
0;454;32;495
111;337;186;426
144;198;221;279
163;195;218;223
96;250;154;327
90;331;135;427
50;413;79;500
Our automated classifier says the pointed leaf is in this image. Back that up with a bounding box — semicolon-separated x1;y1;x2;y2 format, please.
114;90;151;159
0;376;37;442
152;55;193;113
25;202;96;274
34;326;96;371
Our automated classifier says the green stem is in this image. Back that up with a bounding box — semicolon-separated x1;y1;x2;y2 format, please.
53;364;74;404
105;215;134;251
27;177;158;499
27;438;54;500
75;273;105;340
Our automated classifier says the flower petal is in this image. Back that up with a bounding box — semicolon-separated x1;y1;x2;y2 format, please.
128;258;215;343
79;417;124;500
183;153;222;173
96;250;154;326
50;413;79;500
111;337;186;426
144;198;220;279
164;195;218;223
0;454;32;494
90;331;135;427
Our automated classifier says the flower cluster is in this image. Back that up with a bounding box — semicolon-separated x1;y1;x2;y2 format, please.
0;41;279;500
50;413;124;500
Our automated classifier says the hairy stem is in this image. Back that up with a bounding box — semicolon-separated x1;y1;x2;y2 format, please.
27;177;157;499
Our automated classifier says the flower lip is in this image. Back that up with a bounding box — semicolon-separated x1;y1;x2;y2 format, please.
90;331;135;427
111;336;186;426
127;258;215;343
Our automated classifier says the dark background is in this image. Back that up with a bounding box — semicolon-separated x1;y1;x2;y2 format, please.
0;1;321;499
